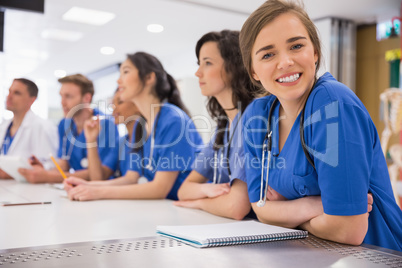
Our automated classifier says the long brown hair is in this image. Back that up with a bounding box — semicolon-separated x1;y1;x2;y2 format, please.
196;30;262;150
127;52;190;152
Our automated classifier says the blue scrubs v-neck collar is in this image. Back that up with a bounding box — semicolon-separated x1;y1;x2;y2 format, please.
271;102;302;157
1;122;15;155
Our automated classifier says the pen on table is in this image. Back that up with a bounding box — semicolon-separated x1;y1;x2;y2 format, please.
2;202;51;207
49;154;67;180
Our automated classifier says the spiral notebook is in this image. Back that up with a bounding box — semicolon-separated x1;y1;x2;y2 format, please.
156;220;308;248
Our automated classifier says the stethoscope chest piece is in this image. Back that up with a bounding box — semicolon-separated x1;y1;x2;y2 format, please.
145;163;153;172
257;199;266;207
80;158;88;168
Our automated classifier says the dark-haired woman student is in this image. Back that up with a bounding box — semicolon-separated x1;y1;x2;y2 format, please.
64;52;203;201
175;30;264;220
82;89;140;180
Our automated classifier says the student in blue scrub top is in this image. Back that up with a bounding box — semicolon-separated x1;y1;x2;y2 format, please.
238;0;402;251
57;108;118;176
64;52;203;201
175;30;264;220
20;74;119;183
83;89;140;179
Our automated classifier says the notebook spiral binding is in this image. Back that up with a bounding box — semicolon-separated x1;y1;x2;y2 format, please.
205;231;308;247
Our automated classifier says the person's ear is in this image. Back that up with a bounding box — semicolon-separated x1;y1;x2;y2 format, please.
145;72;156;86
252;72;260;81
28;96;37;106
83;93;92;103
314;51;318;67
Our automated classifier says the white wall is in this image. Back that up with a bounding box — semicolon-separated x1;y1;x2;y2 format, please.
314;18;332;77
177;76;215;143
0;84;7;123
314;18;356;90
91;70;120;112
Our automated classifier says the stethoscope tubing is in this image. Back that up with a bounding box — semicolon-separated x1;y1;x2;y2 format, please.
142;111;162;173
61;121;76;161
257;97;275;208
257;91;316;207
212;112;243;184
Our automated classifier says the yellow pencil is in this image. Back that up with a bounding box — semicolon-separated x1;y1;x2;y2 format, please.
50;155;67;180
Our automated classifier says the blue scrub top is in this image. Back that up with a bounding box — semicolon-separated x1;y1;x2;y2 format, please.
1;122;15;155
242;72;402;251
192;112;246;184
116;134;133;176
128;103;203;200
57;108;119;172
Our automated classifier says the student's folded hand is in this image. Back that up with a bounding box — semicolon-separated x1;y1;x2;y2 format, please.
173;199;201;209
201;183;230;198
266;186;287;201
368;193;373;214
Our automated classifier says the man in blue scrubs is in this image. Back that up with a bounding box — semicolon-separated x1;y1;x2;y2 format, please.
20;74;119;183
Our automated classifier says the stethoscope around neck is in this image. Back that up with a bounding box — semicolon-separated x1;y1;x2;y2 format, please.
144;130;156;172
257;97;315;207
212;149;223;184
141;111;162;174
61;119;89;168
61;120;77;161
212;114;241;184
60;108;105;168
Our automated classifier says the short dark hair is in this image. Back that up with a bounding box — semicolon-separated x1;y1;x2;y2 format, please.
14;78;38;97
58;74;94;97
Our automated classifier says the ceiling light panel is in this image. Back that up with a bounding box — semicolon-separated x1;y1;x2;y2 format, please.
100;46;115;55
41;29;83;42
54;70;67;78
62;7;116;26
147;24;164;33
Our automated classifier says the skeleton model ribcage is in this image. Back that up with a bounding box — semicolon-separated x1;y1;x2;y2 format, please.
380;88;402;206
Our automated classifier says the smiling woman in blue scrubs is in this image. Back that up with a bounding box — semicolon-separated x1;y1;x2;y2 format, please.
64;52;203;201
238;0;402;251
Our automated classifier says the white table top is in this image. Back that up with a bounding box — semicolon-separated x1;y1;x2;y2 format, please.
1;181;401;268
0;180;235;250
